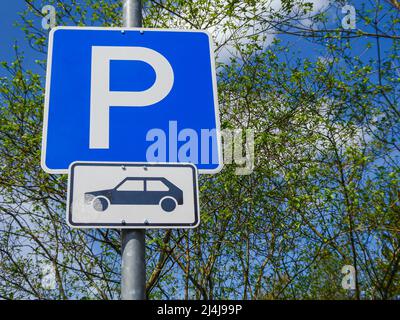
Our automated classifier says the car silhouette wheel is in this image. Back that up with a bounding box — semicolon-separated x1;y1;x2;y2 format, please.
160;197;177;212
92;196;109;212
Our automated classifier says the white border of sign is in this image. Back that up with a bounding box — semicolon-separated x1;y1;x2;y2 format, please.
41;26;223;175
67;161;200;229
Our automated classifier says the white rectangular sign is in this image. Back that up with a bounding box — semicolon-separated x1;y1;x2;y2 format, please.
67;162;199;228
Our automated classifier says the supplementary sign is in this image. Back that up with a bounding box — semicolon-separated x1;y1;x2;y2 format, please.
67;162;199;228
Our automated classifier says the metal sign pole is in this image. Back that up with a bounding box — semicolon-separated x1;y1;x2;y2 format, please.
120;0;146;300
121;228;145;300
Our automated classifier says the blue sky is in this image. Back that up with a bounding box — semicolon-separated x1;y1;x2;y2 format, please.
0;0;44;77
0;1;26;65
0;1;390;72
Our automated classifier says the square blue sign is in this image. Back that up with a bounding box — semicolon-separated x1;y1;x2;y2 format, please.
42;27;222;174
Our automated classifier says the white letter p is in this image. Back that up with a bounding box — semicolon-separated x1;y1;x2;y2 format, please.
90;46;174;149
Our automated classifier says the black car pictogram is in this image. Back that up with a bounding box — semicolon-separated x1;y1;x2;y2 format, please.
84;177;183;212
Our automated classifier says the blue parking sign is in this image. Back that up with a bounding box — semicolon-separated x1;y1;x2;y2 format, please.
42;27;222;174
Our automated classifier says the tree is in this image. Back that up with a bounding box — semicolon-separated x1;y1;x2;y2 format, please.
0;0;399;299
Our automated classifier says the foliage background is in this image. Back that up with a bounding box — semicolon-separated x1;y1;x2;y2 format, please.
0;0;399;299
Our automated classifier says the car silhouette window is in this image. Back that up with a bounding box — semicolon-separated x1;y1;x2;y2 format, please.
116;179;144;191
147;180;169;192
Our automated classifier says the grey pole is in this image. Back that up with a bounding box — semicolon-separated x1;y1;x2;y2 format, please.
121;228;146;300
121;0;146;301
122;0;142;28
